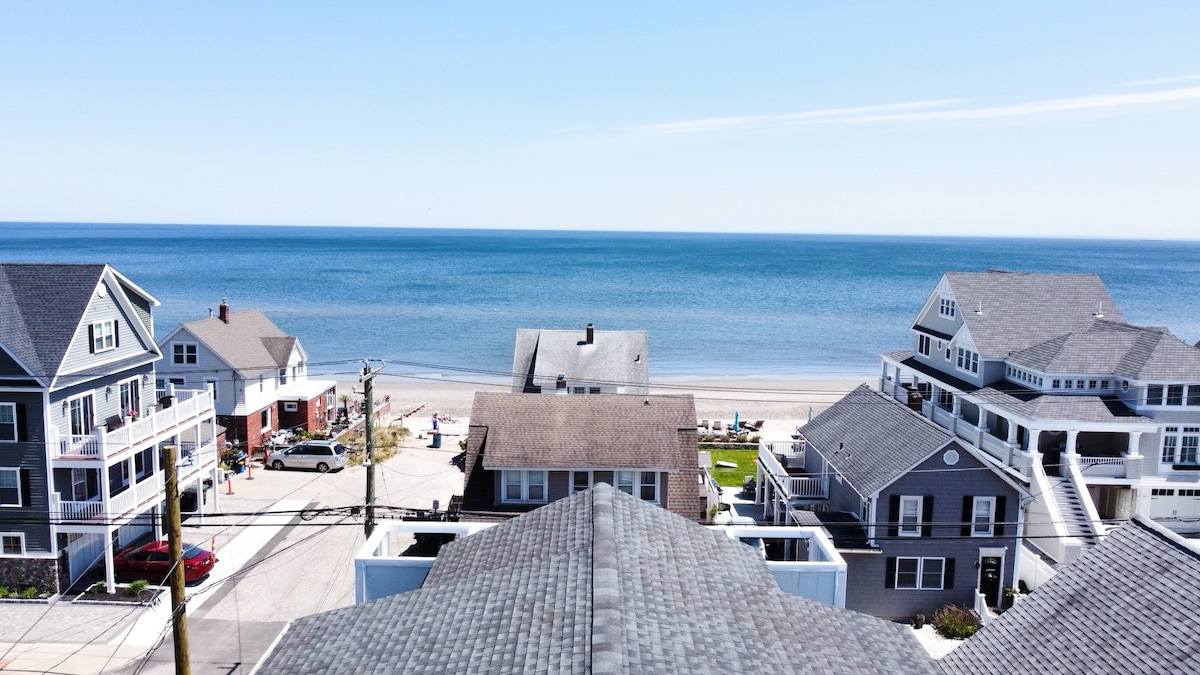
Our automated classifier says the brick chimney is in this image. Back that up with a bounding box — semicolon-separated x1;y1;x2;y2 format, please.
586;323;594;345
219;298;230;324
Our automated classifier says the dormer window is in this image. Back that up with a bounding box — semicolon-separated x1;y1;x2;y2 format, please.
939;298;957;318
172;343;198;365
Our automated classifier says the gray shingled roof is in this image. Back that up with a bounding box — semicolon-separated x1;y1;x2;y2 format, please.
175;309;294;377
801;385;954;496
941;272;1123;358
467;392;696;471
0;263;112;380
258;485;937;675
1006;320;1200;380
971;387;1151;425
511;327;649;393
940;516;1200;675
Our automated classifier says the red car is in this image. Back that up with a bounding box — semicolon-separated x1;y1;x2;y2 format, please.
113;540;218;583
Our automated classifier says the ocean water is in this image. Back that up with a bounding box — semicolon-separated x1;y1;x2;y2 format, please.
2;223;1197;380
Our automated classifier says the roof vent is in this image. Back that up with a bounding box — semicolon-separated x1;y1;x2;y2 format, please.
586;323;594;345
1093;302;1104;318
974;301;983;314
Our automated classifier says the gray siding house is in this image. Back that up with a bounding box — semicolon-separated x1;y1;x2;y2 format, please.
0;264;219;594
880;271;1200;568
759;385;1025;620
511;324;649;394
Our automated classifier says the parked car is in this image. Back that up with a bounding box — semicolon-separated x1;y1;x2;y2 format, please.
267;440;348;472
113;540;217;583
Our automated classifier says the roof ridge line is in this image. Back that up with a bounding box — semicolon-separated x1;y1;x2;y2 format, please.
589;485;623;674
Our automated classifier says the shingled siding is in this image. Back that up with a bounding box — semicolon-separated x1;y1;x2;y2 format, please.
0;391;52;557
847;448;1020;620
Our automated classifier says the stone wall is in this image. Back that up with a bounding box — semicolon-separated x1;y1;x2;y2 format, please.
0;557;59;594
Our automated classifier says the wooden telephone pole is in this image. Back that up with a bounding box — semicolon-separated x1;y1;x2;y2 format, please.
361;360;385;538
162;444;191;675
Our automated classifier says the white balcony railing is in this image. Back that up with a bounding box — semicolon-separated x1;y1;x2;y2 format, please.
758;442;828;500
1076;456;1131;479
788;476;828;498
52;389;213;462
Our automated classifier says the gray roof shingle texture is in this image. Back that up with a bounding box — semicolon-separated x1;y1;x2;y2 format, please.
258;484;937;675
0;263;109;379
1006;320;1200;380
940;517;1200;675
178;309;296;377
971;387;1151;424
938;272;1124;358
511;327;649;393
801;385;953;495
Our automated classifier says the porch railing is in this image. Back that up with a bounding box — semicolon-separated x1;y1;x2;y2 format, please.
788;476;829;499
974;591;993;626
52;389;213;461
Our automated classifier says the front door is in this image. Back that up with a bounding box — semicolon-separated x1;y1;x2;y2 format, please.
979;556;1002;607
69;395;94;435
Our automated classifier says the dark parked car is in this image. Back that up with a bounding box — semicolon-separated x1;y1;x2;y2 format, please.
113;540;217;583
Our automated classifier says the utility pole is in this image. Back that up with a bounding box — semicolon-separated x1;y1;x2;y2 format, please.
162;444;191;675
361;360;385;538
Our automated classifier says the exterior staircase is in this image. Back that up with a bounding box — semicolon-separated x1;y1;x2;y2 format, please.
1047;476;1093;541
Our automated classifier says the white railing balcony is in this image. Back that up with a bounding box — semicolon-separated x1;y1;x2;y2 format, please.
50;493;105;522
1076;456;1131;478
974;591;993;626
980;431;1013;463
135;472;163;504
51;389;214;462
787;476;829;499
761;440;805;460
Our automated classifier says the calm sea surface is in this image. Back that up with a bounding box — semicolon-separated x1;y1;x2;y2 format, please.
2;223;1197;380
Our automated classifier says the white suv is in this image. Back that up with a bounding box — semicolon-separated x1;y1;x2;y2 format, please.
267;440;348;473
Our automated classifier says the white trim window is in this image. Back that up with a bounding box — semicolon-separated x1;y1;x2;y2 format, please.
279;368;289;385
1162;427;1199;465
899;496;923;536
502;470;546;503
172;342;198;365
91;320;116;353
204;378;219;401
956;347;979;375
972;497;997;536
1;532;24;556
119;379;141;418
0;469;20;506
918;334;931;357
617;470;659;503
68;394;94;436
283;402;298;413
571;470;592;495
939;298;956;318
0;403;16;442
895;557;946;590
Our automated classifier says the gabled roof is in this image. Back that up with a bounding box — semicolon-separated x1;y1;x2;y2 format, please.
971;387;1151;425
0;263;157;382
511;326;649;392
940;516;1200;675
938;271;1123;358
802;385;954;496
172;309;296;378
1006;320;1200;380
466;392;695;472
258;485;937;675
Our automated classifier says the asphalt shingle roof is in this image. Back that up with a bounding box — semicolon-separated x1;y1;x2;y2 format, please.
511;327;649;393
0;263;109;380
1006;320;1200;381
940;271;1123;358
176;308;294;377
940;517;1200;675
258;484;937;675
801;385;953;495
971;387;1151;424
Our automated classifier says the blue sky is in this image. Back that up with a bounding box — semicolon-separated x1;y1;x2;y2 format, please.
1;3;1197;238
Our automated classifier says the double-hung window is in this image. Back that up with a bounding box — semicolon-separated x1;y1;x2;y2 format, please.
0;403;16;442
1;533;24;556
502;470;546;503
939;298;956;318
899;496;923;536
956;348;979;375
617;470;659;503
893;557;946;590
972;497;996;536
1163;427;1200;465
91;320;116;353
0;469;21;506
172;343;198;365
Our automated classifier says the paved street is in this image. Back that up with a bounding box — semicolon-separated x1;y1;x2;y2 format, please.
0;426;466;675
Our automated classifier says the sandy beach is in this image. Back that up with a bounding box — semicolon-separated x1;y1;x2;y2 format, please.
337;374;872;441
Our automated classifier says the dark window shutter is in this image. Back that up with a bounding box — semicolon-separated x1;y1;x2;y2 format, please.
16;403;28;442
114;320;120;348
962;496;973;537
888;495;900;538
944;558;955;589
88;324;95;353
995;496;1007;537
922;495;935;537
20;468;32;507
884;557;896;589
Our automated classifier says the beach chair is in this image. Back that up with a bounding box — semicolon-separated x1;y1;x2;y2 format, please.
699;419;709;430
713;420;723;431
747;419;765;432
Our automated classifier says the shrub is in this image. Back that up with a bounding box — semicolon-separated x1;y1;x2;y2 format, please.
932;604;981;639
127;579;149;596
21;586;38;599
0;586;8;598
89;581;107;594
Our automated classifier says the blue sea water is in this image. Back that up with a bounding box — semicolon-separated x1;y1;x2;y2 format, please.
1;223;1197;380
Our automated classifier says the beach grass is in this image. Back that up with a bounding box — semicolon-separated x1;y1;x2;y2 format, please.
708;448;758;487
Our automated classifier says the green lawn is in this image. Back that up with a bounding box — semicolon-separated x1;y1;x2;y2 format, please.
708;448;757;487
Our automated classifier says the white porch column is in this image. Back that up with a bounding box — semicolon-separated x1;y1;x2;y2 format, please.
1065;430;1079;456
152;504;163;540
1006;419;1019;445
952;395;962;416
104;526;116;593
1124;431;1143;457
